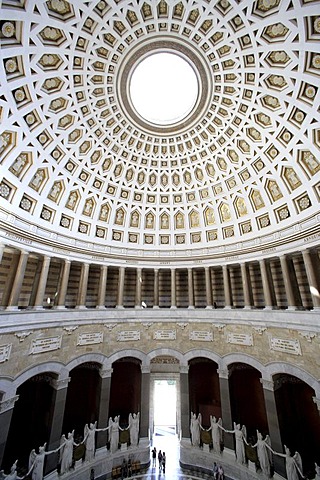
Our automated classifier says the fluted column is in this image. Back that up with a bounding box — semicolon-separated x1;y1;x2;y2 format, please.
34;256;51;309
153;269;159;308
171;268;176;309
0;394;19;467
241;262;252;309
205;267;213;309
55;259;71;309
260;259;274;309
302;249;320;309
6;250;29;310
188;268;194;309
45;377;70;473
180;365;190;440
96;367;113;448
97;265;108;309
260;378;285;477
76;262;89;308
135;268;142;309
217;369;234;450
140;365;150;438
280;255;298;310
116;267;125;308
222;265;232;308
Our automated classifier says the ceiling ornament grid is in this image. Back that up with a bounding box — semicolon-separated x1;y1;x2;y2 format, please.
0;0;320;254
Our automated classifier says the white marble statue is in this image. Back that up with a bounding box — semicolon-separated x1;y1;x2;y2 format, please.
29;443;59;480
83;421;109;462
207;416;223;454
59;430;77;474
190;412;202;447
127;413;140;447
0;460;23;480
315;463;320;480
107;416;123;453
251;431;272;477
224;422;247;464
269;445;304;480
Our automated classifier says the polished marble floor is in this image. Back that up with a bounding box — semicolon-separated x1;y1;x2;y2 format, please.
135;429;214;480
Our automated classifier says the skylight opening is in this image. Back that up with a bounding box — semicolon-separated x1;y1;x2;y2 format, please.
130;52;198;125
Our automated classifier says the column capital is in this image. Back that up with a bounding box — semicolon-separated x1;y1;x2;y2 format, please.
0;395;19;414
179;365;189;374
50;377;71;390
217;368;229;379
260;378;274;391
99;367;113;379
141;365;150;374
313;396;320;413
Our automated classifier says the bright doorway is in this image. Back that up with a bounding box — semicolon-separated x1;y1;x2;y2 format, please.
154;379;177;437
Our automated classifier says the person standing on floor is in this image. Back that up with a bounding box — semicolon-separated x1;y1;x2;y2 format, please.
151;447;157;467
158;450;163;471
162;452;166;474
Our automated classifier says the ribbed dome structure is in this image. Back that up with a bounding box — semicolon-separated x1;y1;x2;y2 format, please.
0;0;319;259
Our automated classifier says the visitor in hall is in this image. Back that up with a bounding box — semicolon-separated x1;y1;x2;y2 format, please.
158;450;163;471
162;452;166;474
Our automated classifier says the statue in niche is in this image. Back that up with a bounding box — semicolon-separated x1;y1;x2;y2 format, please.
161;174;168;186
236;198;247;217
149;174;156;186
59;431;78;474
303;153;319;174
250;431;272;478
29;443;60;480
29;170;44;190
48;182;61;201
114;164;122;177
190;211;200;228
268;181;282;201
83;421;110;462
190;412;203;447
107;416;123;454
115;209;125;225
127;412;140;447
252;190;265;210
83;199;93;216
126;169;133;181
0;460;23;480
130;211;139;227
175;213;184;229
221;203;231;222
223;423;247;465
10;155;27;176
100;204;109;221
195;168;203;181
206;163;215;176
184;172;191;184
207;416;223;454
137;172;145;185
285;168;301;189
66;192;77;210
173;173;180;186
145;213;154;229
268;445;303;480
160;214;169;229
205;208;215;225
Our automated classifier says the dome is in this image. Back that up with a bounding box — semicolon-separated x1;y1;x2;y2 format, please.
0;0;319;261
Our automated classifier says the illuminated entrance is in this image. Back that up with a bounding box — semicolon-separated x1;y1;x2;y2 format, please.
150;374;180;439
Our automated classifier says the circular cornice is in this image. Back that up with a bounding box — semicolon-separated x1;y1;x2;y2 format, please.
117;36;212;135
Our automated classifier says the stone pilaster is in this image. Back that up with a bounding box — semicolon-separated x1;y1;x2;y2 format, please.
180;365;190;441
140;365;150;439
217;369;233;450
96;368;113;448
